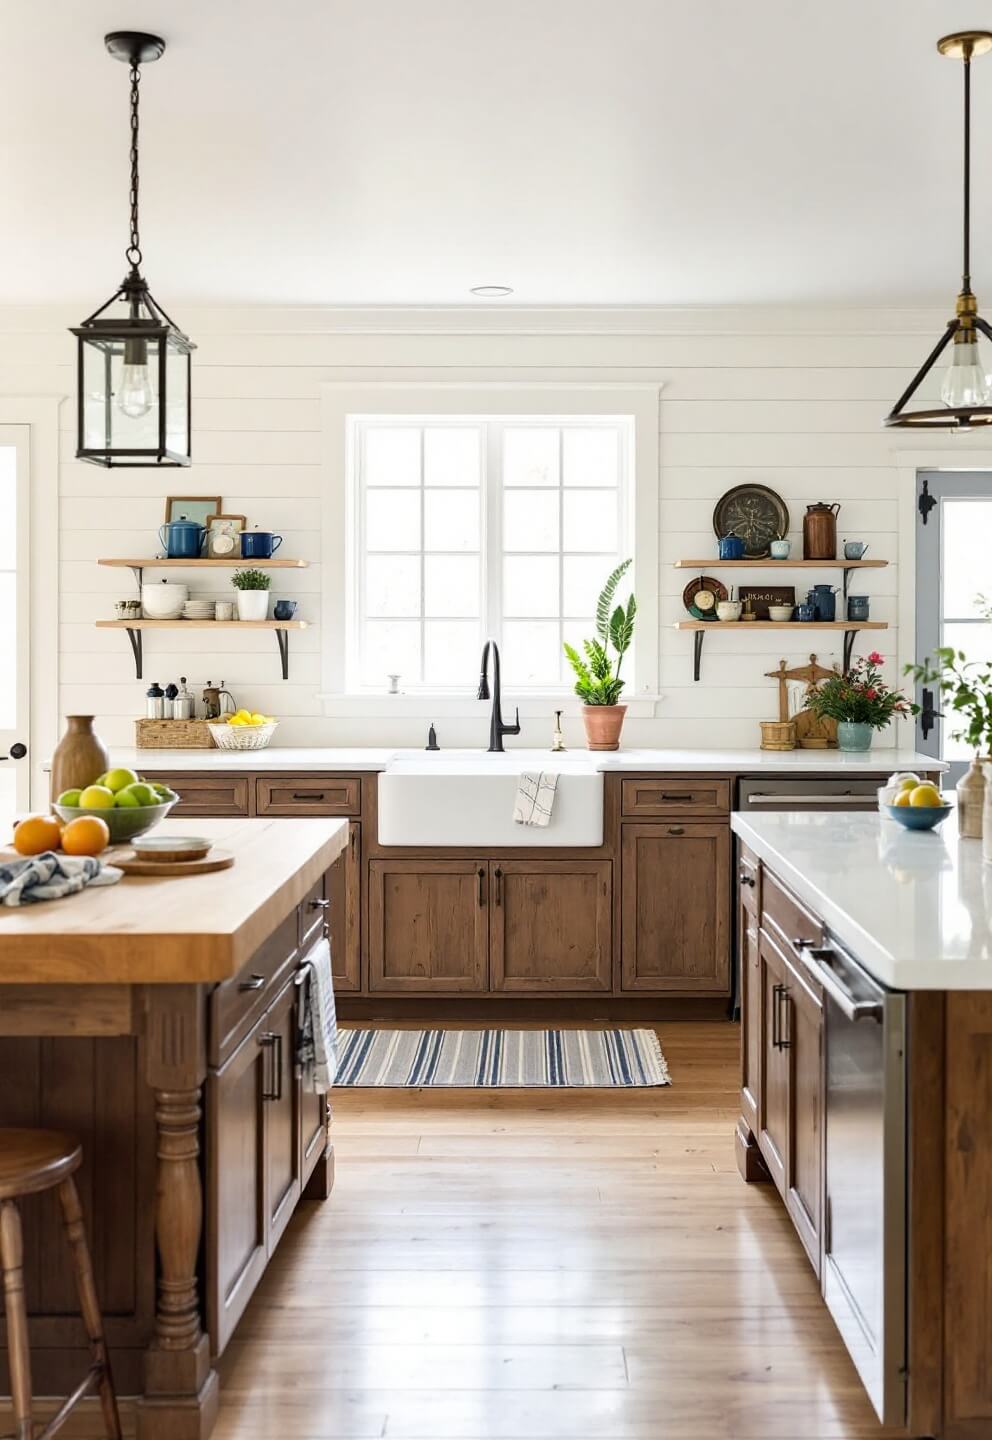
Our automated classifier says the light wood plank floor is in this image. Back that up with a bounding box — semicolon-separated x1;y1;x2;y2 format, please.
214;1019;894;1440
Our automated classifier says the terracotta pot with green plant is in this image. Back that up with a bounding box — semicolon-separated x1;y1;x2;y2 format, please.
564;559;636;751
806;652;911;752
232;567;272;622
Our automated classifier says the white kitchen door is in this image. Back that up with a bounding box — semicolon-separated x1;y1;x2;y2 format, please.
0;426;30;816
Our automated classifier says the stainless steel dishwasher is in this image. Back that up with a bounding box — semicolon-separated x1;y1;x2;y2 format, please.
799;939;907;1427
737;775;884;811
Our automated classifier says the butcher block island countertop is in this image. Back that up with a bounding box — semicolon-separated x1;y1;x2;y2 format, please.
0;816;348;1440
0;816;349;983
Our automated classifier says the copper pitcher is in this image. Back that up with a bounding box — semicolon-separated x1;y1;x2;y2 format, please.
803;502;840;560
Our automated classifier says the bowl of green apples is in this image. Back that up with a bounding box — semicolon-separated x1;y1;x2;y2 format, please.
54;767;179;843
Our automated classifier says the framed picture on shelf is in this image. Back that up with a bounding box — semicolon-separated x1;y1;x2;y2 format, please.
205;512;247;558
738;584;796;620
164;495;222;527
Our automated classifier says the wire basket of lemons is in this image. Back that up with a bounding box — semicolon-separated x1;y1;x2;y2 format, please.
208;710;279;751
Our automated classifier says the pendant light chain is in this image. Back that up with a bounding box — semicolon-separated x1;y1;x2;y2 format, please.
126;60;142;273
963;50;972;294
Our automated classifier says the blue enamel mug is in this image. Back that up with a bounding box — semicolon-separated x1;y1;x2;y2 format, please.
718;534;745;560
240;530;283;559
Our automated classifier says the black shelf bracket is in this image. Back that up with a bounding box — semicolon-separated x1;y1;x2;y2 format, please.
843;629;859;674
275;628;290;680
692;629;705;682
125;627;143;679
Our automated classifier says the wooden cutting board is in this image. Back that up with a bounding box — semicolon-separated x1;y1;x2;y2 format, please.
113;849;235;877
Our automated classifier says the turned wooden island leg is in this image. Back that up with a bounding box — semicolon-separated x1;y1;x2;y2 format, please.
138;989;219;1440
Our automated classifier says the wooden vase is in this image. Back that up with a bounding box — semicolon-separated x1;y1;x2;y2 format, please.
50;716;110;803
581;704;627;751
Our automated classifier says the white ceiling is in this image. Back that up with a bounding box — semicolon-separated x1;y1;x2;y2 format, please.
1;0;989;306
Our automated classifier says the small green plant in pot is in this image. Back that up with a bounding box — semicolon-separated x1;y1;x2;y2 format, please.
232;567;272;622
564;559;636;751
806;651;911;751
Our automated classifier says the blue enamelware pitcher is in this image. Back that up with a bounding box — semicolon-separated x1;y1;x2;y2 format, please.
158;517;205;559
809;583;839;622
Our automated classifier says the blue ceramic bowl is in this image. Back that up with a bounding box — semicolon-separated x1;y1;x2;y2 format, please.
885;803;952;832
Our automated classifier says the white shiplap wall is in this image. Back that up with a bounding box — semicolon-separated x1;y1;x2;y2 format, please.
0;303;975;752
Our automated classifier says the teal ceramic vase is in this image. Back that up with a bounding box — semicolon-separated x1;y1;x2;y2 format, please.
837;721;873;752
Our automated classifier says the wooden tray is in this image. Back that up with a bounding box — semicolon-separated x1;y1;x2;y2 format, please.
114;849;234;877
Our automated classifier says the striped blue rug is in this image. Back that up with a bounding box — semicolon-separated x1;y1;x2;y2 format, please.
334;1028;670;1088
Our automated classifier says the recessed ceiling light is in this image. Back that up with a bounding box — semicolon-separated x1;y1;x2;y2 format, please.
470;285;513;298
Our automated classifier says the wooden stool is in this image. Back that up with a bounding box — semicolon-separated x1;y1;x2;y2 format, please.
0;1129;122;1440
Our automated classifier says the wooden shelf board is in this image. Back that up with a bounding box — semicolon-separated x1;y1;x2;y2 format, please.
98;557;308;568
672;559;887;569
95;620;308;630
674;620;887;631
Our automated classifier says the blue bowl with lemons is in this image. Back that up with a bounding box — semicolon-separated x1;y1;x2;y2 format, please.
54;767;178;844
885;778;950;831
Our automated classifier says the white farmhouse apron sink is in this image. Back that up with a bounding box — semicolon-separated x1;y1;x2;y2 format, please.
377;750;603;847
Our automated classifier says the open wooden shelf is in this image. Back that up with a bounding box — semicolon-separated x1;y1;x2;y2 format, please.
673;558;887;570
673;619;888;682
99;558;308;569
95;620;307;680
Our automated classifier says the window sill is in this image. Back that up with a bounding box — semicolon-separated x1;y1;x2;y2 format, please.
317;692;662;719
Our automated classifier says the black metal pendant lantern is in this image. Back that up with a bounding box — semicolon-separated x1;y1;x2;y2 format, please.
886;31;992;430
72;32;194;467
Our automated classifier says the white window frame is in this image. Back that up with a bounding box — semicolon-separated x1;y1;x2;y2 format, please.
320;383;661;714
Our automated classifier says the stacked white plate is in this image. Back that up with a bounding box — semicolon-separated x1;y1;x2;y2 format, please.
182;600;215;621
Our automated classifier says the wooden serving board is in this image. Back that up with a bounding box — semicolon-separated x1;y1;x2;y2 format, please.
114;849;235;877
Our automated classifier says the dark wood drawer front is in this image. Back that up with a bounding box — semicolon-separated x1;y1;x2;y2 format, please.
256;777;361;817
761;869;824;961
621;778;730;818
145;774;251;818
299;872;329;954
738;844;759;917
210;910;299;1066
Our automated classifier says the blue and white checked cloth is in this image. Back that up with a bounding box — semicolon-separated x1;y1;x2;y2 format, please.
0;851;122;907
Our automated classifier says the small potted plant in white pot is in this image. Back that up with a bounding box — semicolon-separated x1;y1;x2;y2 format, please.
232;567;272;622
564;559;636;751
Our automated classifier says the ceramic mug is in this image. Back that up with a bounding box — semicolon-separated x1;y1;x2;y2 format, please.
241;530;283;559
844;540;868;560
273;599;298;620
215;601;235;621
769;538;791;560
716;600;742;621
847;595;870;621
796;602;816;622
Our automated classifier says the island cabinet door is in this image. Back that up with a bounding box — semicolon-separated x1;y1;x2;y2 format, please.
757;932;790;1197
781;952;824;1275
262;975;303;1255
740;912;761;1138
620;823;731;992
207;1019;268;1355
328;822;361;991
490;860;612;992
368;859;489;992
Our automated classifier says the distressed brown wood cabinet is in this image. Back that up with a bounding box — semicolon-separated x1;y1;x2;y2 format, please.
0;818;346;1440
736;845;992;1440
146;768;738;1005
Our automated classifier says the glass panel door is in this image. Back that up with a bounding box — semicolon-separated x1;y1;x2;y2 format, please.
916;471;992;783
0;428;30;817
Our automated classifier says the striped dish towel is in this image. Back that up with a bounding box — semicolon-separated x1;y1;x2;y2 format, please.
513;771;559;827
297;935;338;1092
0;851;122;907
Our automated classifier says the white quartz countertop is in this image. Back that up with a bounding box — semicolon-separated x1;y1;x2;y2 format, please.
731;807;992;991
72;746;944;775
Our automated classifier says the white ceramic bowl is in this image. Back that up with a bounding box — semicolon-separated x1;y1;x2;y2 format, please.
716;601;742;621
142;582;189;619
768;605;795;622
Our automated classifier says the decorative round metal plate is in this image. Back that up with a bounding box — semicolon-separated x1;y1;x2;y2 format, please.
712;485;790;559
682;575;728;618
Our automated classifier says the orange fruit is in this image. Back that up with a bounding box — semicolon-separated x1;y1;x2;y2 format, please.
60;815;110;857
13;814;63;856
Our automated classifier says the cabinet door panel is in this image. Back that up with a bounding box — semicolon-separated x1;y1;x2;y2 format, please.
368;859;488;992
300;1083;329;1187
263;977;302;1255
783;955;824;1274
757;932;789;1197
740;912;761;1138
207;1022;267;1355
491;861;612;992
328;823;361;992
620;823;730;992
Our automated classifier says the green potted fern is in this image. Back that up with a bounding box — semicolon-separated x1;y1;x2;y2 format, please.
564;559;636;751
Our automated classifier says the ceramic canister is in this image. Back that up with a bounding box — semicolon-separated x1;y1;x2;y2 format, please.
769;538;791;559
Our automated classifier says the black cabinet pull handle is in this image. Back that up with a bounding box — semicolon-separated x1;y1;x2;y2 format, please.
667;826;685;836
792;936;815;951
292;791;323;801
660;793;694;802
477;867;485;906
771;984;781;1048
239;973;265;992
779;988;792;1050
259;1031;278;1099
272;1032;283;1100
739;871;756;887
494;866;503;905
309;898;330;911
